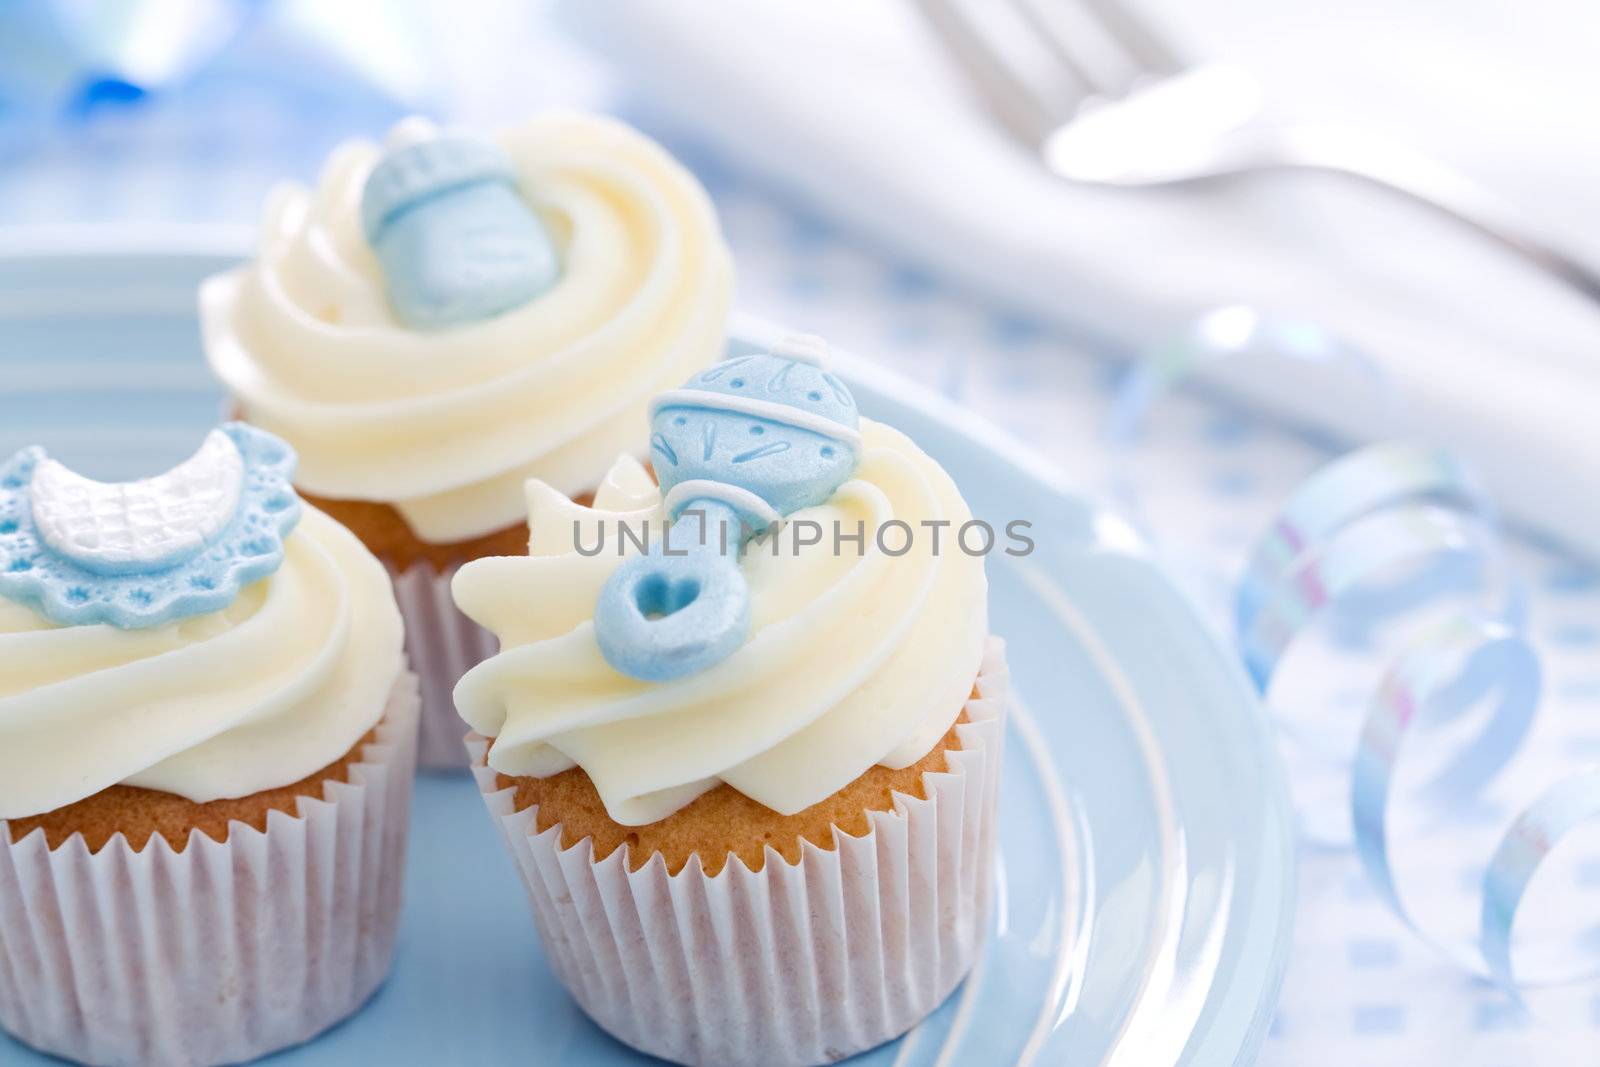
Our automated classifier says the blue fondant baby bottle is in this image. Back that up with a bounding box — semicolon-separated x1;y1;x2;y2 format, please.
594;335;861;681
361;117;560;331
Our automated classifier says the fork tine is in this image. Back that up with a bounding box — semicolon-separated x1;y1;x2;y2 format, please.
913;0;1077;144
1074;0;1185;77
1003;0;1115;98
1008;0;1183;100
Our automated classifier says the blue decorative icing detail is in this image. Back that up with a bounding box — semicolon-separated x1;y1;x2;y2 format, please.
652;344;860;522
0;424;301;630
362;129;560;331
594;336;860;681
594;498;753;682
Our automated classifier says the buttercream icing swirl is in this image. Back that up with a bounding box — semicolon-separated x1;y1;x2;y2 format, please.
200;112;734;542
452;419;989;825
0;507;404;820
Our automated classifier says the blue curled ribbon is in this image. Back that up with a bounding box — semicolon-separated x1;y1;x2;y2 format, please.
1105;306;1398;619
1237;496;1505;689
1111;307;1599;1006
1106;304;1394;450
1481;770;1600;993
1353;615;1541;975
1235;443;1496;631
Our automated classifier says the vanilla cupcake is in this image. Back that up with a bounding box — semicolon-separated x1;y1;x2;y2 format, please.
0;424;415;1067
453;337;1006;1067
201;111;734;767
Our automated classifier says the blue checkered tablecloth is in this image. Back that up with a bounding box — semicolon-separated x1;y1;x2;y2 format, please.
2;86;1598;1066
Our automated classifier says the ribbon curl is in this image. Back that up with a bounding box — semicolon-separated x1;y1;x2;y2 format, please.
1110;307;1598;1003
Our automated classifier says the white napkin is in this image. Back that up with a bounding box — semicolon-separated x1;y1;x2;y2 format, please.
559;0;1600;553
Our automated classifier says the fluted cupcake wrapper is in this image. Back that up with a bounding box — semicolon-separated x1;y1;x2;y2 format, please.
388;560;495;771
0;671;420;1067
469;639;1008;1067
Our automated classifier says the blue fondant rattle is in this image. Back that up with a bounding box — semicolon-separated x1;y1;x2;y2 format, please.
0;423;300;629
594;335;861;681
361;117;560;331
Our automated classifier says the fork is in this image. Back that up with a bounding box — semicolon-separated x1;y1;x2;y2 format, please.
913;0;1600;305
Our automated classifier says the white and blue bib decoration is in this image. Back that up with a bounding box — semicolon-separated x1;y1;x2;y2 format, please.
0;422;300;629
361;118;560;331
594;334;861;681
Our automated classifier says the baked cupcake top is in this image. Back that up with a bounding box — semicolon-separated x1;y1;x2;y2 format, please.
452;340;989;825
0;425;403;820
200;111;735;543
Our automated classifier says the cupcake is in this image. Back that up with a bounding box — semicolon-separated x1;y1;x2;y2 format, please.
0;423;415;1066
200;111;734;768
453;337;1005;1066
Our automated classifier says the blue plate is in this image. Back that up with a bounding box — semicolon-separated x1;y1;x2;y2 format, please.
0;246;1295;1067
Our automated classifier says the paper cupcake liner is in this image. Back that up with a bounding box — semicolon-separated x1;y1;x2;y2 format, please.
470;639;1008;1067
388;560;495;771
0;670;420;1067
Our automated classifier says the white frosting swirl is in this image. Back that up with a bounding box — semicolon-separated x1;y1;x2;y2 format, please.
0;507;404;820
452;420;989;825
200;112;734;543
